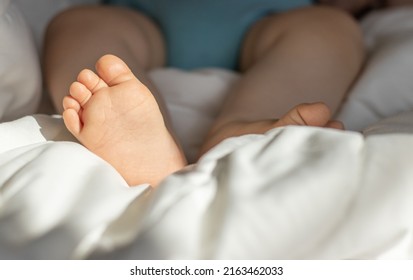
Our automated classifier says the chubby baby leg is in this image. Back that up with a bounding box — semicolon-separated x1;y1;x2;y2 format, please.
199;102;343;155
200;6;363;156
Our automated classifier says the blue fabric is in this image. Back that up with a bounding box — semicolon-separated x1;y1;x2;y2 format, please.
105;0;312;69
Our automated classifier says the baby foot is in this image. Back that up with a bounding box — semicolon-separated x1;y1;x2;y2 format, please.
62;54;186;187
199;102;343;156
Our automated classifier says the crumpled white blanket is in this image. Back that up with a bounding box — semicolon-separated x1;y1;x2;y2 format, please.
1;113;413;259
105;116;413;260
2;7;413;259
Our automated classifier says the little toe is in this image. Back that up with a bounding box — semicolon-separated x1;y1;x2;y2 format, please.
326;120;345;130
63;108;82;136
95;54;137;86
77;68;108;93
278;102;331;127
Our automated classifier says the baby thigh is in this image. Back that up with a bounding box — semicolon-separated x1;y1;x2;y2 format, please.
43;5;166;113
231;6;365;121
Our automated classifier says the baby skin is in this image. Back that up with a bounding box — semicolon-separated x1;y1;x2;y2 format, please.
63;54;342;187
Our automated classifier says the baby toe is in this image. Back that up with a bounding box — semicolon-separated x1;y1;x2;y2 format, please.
77;68;108;93
63;96;81;112
63;108;82;136
95;54;138;86
69;81;93;106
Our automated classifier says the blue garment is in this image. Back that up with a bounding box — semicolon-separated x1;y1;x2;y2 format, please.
105;0;312;69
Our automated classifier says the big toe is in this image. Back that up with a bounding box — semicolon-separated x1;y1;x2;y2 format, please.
95;54;136;86
278;102;332;127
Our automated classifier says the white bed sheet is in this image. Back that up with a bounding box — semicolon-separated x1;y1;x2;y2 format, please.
1;113;413;259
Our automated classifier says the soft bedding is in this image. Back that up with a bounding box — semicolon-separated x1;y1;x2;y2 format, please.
0;0;41;121
1;2;413;259
2;113;413;259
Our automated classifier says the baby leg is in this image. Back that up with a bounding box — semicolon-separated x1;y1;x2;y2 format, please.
200;6;364;155
63;55;186;187
43;5;168;121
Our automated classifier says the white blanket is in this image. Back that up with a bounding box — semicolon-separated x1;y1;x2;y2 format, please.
1;113;413;259
2;6;413;259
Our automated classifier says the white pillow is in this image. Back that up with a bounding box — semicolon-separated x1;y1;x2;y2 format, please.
0;0;41;121
14;0;101;50
337;7;413;131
